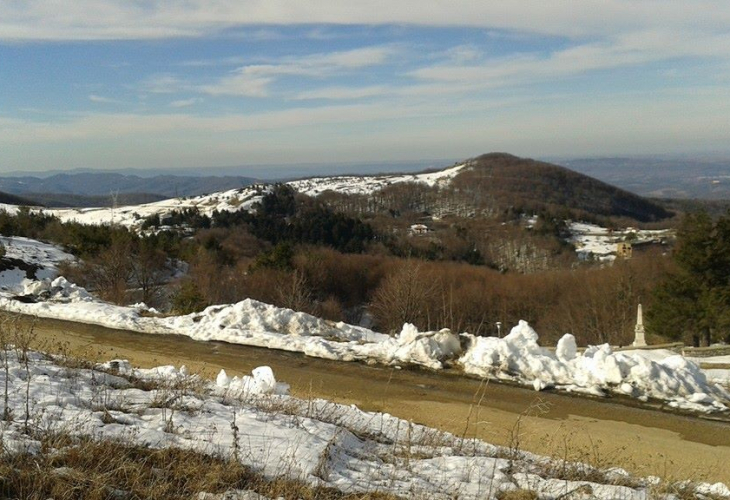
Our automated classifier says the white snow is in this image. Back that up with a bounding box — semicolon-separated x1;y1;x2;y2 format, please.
286;163;467;197
567;222;672;261
1;349;726;499
0;236;75;294
3;272;728;413
459;321;729;412
21;185;267;232
0;164;467;233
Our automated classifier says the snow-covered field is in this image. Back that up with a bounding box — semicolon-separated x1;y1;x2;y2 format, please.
288;162;466;196
0;163;467;234
40;185;267;231
2;349;729;499
568;222;672;261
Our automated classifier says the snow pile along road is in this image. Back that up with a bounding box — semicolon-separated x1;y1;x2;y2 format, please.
2;349;728;499
459;321;730;412
2;276;728;412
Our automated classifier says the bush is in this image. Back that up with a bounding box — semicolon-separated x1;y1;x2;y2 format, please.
171;281;208;315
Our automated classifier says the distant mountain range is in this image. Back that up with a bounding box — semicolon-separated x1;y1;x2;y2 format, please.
3;155;730;206
0;173;259;207
557;157;730;199
0;153;677;227
1;153;727;213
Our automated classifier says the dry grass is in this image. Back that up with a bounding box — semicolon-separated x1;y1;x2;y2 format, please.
495;489;538;500
0;433;400;500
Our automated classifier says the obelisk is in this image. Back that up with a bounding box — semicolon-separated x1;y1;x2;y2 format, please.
633;303;647;347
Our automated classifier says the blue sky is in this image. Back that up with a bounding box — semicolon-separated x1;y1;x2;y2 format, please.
1;1;730;173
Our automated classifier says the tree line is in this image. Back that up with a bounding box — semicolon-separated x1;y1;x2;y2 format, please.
0;187;686;346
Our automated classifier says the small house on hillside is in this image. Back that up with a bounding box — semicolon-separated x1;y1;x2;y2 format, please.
409;224;429;235
617;242;632;259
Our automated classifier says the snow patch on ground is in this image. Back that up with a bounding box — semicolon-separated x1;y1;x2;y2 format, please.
285;163;467;197
0;236;75;294
567;222;671;262
1;350;727;499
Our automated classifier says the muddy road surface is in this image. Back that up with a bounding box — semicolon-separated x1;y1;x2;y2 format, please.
21;315;730;485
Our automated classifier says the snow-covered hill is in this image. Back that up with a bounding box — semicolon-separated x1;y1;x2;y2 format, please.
40;185;267;231
288;162;466;196
0;162;467;232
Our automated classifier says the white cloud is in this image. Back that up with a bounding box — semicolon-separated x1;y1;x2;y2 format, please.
88;94;120;104
169;98;201;108
295;85;390;100
409;30;730;89
3;1;730;41
200;46;396;97
3;85;730;169
138;74;189;94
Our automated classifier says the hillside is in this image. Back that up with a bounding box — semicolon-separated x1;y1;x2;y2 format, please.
290;153;674;224
0;190;41;206
455;153;673;223
25;192;167;208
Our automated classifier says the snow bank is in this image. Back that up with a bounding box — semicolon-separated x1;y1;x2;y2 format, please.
166;298;383;342
1;284;460;370
1;256;727;412
460;321;730;411
22;276;92;302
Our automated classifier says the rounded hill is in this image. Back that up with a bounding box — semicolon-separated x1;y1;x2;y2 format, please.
454;153;673;223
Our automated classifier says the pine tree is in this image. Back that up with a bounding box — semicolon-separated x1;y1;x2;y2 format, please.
648;210;730;345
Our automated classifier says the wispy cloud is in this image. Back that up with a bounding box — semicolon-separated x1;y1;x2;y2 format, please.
138;74;189;94
409;30;730;89
3;1;730;41
295;85;391;101
4;85;730;167
169;98;201;108
89;94;121;104
200;46;397;97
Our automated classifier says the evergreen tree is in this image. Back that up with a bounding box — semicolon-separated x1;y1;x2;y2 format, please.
648;211;730;345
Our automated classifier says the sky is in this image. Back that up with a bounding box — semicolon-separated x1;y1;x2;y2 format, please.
1;1;730;174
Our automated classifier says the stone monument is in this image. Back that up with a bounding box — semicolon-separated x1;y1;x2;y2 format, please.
633;303;647;347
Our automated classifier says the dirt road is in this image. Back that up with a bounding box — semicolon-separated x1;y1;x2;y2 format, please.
23;315;730;485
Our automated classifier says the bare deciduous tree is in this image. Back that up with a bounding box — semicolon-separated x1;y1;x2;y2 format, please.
371;260;438;334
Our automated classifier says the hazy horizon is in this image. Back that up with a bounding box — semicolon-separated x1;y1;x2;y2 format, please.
2;2;730;173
